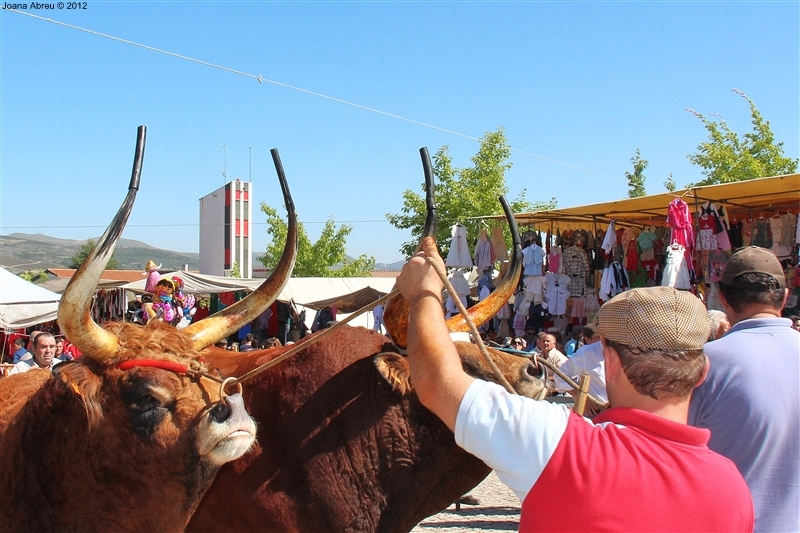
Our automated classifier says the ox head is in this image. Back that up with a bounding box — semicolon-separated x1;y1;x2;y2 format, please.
379;148;547;400
0;129;298;532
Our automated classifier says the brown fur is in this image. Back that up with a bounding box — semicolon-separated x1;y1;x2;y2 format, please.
0;321;234;533
188;326;546;533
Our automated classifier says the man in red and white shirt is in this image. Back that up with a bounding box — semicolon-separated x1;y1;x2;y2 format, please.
396;237;753;532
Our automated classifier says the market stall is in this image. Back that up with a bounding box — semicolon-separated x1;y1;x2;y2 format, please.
476;173;800;337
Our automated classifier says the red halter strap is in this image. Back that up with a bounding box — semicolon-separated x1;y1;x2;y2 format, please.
118;360;189;374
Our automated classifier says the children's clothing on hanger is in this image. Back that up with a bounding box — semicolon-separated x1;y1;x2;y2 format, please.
490;226;509;262
446;224;473;267
661;243;691;290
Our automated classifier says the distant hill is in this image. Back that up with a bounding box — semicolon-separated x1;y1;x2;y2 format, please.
374;260;405;271
1;233;403;274
0;233;199;273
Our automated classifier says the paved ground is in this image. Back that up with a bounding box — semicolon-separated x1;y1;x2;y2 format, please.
411;471;520;532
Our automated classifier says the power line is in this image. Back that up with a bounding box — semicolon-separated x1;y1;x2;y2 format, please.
5;8;626;183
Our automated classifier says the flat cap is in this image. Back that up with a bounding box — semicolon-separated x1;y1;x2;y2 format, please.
596;287;710;351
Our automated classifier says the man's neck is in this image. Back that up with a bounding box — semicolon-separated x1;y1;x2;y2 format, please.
729;307;781;326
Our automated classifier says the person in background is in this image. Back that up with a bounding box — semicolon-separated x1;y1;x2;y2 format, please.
12;338;31;364
9;332;62;375
265;337;283;349
790;314;800;331
395;238;753;531
540;333;567;368
564;330;581;356
582;323;601;346
54;338;73;361
690;246;799;532
510;337;526;351
554;328;607;415
706;309;730;340
239;333;258;352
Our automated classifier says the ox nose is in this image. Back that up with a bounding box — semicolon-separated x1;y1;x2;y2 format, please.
209;393;249;424
524;360;546;380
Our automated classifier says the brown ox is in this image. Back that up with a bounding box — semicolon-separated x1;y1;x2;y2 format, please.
0;129;298;533
187;149;547;533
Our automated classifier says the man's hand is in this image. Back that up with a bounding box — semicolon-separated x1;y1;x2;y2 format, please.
396;237;445;303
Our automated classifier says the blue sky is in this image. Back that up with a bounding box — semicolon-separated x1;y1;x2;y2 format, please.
1;1;798;265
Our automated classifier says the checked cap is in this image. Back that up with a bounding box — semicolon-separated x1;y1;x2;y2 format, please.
596;287;709;351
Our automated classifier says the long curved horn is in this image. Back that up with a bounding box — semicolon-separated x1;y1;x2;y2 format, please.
58;126;146;363
445;196;522;332
383;147;437;349
184;148;298;352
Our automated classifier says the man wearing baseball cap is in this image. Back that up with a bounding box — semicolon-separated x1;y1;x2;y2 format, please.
397;237;753;532
689;246;799;533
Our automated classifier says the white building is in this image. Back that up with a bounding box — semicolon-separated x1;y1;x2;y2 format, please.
199;179;253;278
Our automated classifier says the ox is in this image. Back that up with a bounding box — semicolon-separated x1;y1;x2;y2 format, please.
0;129;299;533
188;149;548;533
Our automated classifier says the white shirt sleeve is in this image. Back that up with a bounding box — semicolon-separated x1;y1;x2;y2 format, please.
454;380;569;501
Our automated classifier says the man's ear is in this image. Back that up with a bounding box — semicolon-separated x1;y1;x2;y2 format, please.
601;339;621;383
694;356;711;389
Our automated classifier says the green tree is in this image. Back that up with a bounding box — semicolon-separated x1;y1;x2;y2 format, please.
664;173;676;192
687;89;798;186
17;270;48;283
69;238;121;270
387;127;556;259
625;149;648;198
229;261;241;278
257;205;376;277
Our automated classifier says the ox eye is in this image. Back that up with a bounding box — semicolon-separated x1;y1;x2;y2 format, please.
130;393;163;413
122;382;171;439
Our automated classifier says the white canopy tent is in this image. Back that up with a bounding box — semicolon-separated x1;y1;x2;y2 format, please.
119;272;399;330
0;267;61;329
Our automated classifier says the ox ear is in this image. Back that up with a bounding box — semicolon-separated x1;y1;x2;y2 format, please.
374;352;412;396
53;362;104;430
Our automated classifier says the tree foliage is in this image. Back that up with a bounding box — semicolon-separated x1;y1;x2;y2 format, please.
257;204;376;277
17;270;48;283
625;149;648;198
663;173;676;192
387;128;556;259
687;89;798;186
69;239;121;270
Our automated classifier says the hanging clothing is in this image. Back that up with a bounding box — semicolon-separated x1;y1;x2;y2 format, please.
523;275;546;305
490;226;509;262
513;312;528;336
728;220;743;248
769;217;791;259
780;213;797;248
562;246;589;296
707;250;727;283
473;231;495;269
448;270;471;296
548;247;562;274
601;221;617;254
696;214;718;251
751;218;772;248
599;262;629;301
522;244;545;276
741;218;753;247
666;198;695;270
661;244;691;290
446;224;472;267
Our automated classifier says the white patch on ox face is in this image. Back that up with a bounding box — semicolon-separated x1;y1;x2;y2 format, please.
196;393;256;466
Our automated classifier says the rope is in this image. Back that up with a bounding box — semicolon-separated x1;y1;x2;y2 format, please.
424;257;516;395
